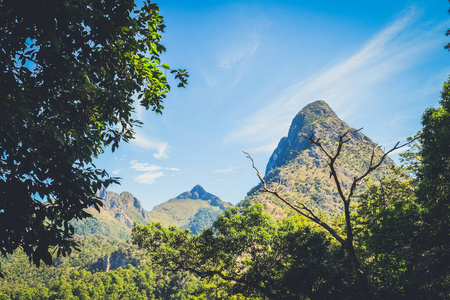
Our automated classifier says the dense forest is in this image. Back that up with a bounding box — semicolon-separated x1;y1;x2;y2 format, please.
0;236;229;299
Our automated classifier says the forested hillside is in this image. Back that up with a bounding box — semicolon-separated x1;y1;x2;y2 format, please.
148;185;232;234
0;236;217;299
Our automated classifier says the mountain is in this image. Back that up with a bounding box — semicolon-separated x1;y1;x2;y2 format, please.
148;185;232;234
241;100;394;217
71;188;150;240
72;185;231;237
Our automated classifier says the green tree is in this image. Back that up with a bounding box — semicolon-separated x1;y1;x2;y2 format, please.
133;205;354;299
413;76;450;297
353;78;450;299
355;174;422;298
0;0;188;269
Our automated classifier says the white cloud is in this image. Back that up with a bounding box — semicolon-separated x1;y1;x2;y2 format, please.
130;160;180;185
132;132;169;159
134;172;164;185
130;160;163;172
165;167;180;171
111;169;123;175
224;8;443;152
214;165;235;175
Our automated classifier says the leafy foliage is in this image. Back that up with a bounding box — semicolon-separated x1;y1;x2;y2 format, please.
413;76;450;297
352;78;450;298
133;205;355;299
0;0;188;268
355;174;422;297
0;236;214;300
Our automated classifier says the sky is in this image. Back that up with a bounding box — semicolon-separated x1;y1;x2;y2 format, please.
95;0;450;210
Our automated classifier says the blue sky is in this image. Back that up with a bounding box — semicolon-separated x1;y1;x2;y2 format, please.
95;0;450;210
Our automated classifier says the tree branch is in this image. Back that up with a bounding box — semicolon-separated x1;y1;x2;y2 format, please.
302;128;362;205
347;139;416;201
243;151;345;244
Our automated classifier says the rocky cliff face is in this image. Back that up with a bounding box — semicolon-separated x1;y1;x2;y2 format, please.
90;248;141;272
242;100;394;217
98;188;150;227
71;188;151;240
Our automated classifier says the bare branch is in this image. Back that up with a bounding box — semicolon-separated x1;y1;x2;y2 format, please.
347;138;416;200
245;128;411;288
301;133;333;159
301;128;362;205
243;151;345;244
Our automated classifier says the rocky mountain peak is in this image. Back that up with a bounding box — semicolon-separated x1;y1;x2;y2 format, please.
266;100;347;176
190;184;207;198
120;191;143;210
300;100;335;118
148;185;232;232
175;184;218;201
243;100;394;216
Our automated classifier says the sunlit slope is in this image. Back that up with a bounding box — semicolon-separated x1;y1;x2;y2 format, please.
148;185;232;234
240;100;395;218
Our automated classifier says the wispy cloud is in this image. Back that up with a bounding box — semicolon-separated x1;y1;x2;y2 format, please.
132;132;169;159
166;167;180;172
111;168;124;175
224;7;443;152
135;172;164;185
114;155;127;161
130;160;162;172
130;160;180;185
214;165;235;175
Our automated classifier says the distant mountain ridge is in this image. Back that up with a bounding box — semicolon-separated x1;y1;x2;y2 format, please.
172;184;230;210
72;185;231;238
148;185;232;234
241;100;394;216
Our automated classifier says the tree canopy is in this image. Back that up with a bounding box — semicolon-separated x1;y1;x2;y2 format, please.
133;205;355;300
0;0;188;269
